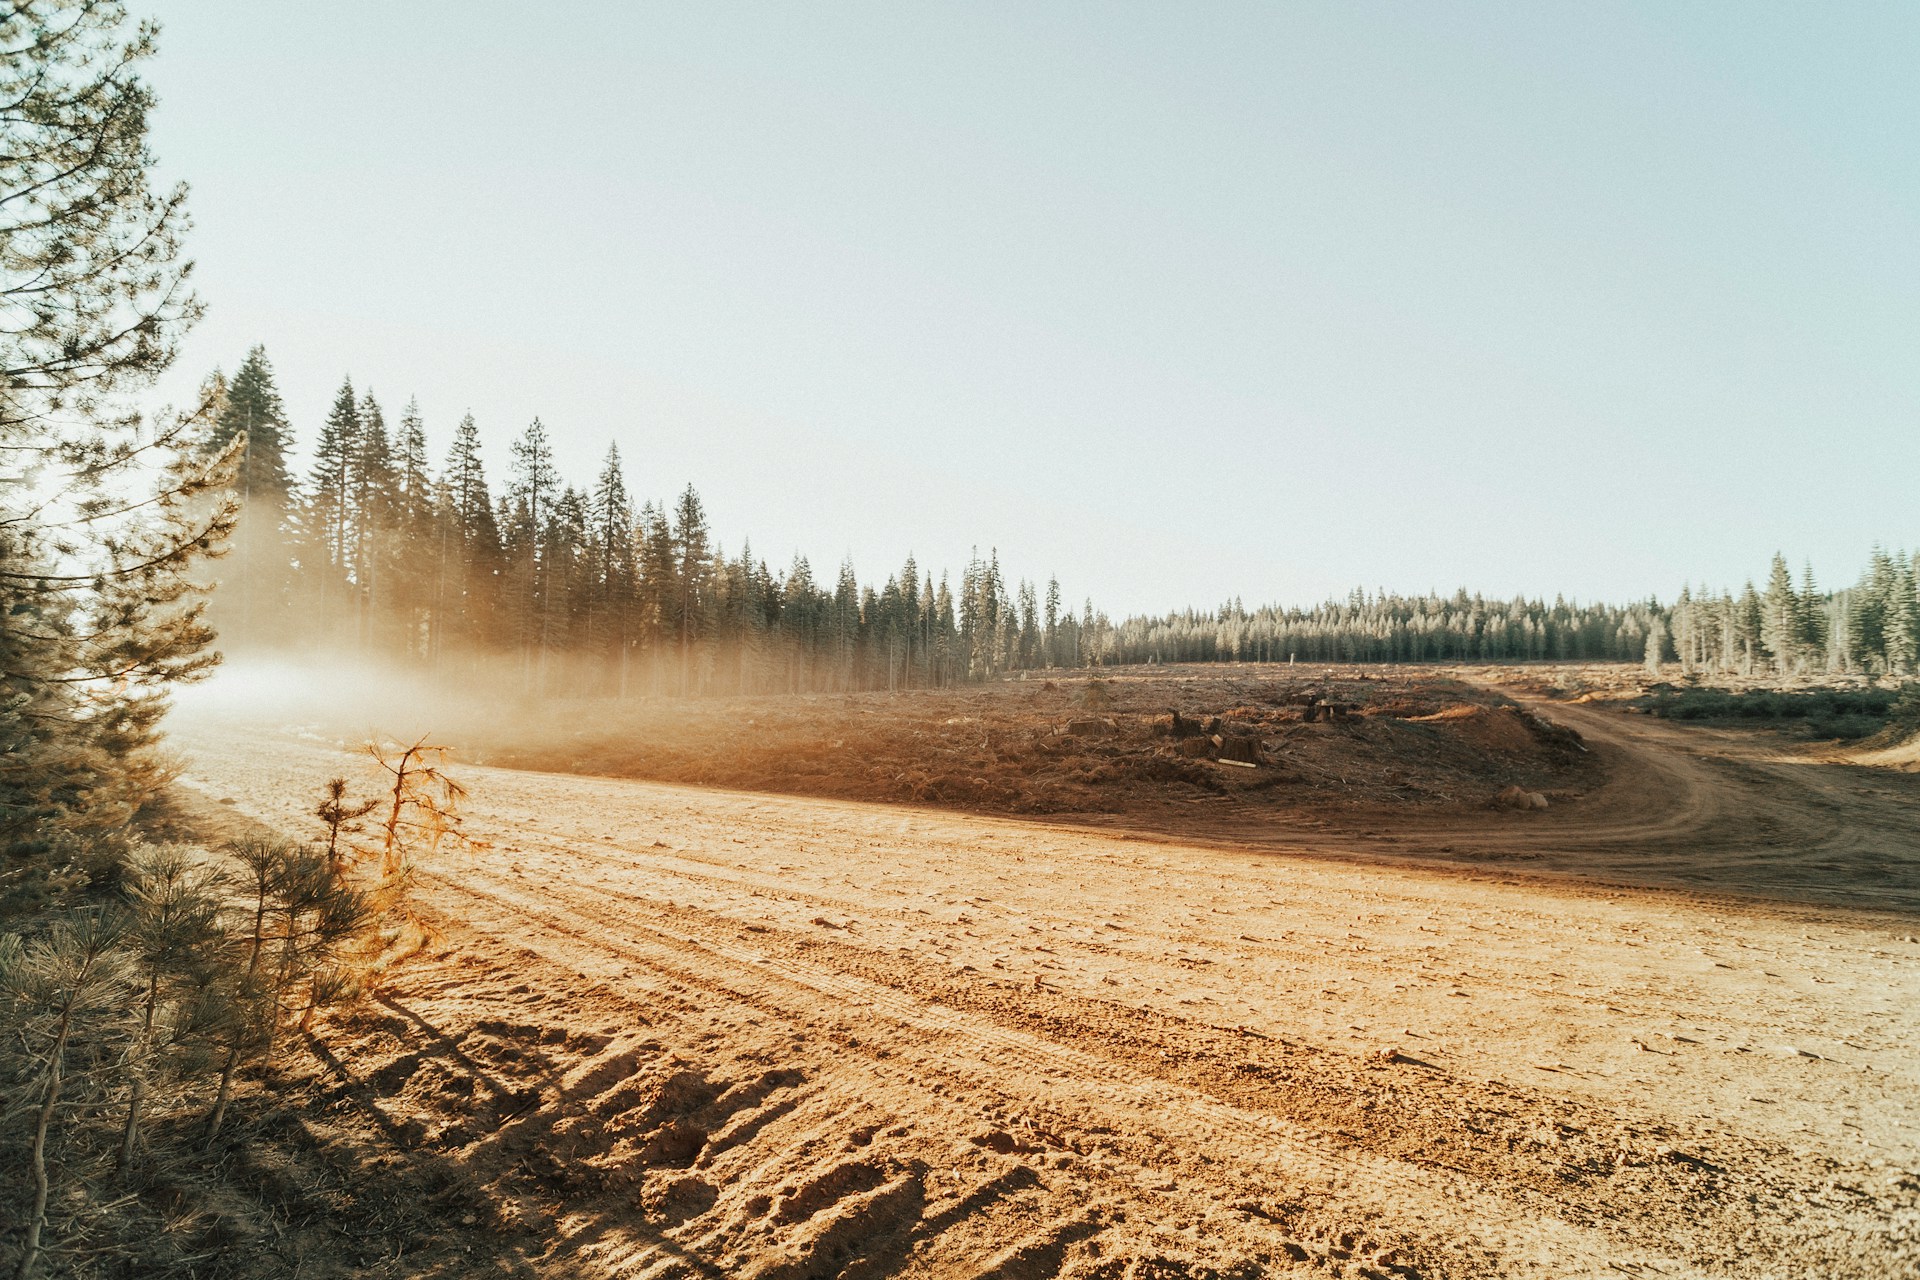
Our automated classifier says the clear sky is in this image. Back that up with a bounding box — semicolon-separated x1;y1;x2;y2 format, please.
142;2;1917;616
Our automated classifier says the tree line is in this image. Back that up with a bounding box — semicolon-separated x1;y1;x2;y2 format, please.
1105;591;1667;667
1108;550;1919;678
208;353;1919;691
204;351;1101;695
1658;551;1920;678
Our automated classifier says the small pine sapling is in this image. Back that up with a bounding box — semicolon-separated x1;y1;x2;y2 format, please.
260;846;373;1055
115;846;225;1168
313;776;378;879
0;910;136;1280
203;837;373;1141
204;837;284;1140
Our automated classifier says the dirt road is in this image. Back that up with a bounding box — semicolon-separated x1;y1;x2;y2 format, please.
1324;690;1920;912
170;706;1920;1278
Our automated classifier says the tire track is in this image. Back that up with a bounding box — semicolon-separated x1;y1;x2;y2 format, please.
424;860;1687;1275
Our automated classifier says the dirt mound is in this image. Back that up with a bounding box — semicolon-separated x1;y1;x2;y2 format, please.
1854;728;1920;772
1076;679;1116;709
1413;704;1490;721
1412;704;1539;754
444;664;1598;832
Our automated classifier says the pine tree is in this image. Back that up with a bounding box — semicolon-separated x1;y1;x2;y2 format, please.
115;847;224;1168
302;379;361;628
589;444;635;690
833;559;860;692
1824;589;1851;673
388;399;435;658
506;419;559;684
546;486;591;660
0;2;197;439
898;556;921;686
1793;561;1827;664
435;413;500;655
205;347;295;646
1715;591;1738;673
349;389;398;650
737;543;771;694
1851;547;1892;671
1887;553;1919;675
507;419;560;530
922;576;943;685
444;415;492;537
1737;581;1764;674
1016;579;1039;668
935;574;958;683
0;19;239;1249
1043;576;1061;667
396;400;432;526
1672;586;1696;674
780;555;817;693
0;908;138;1279
670;485;711;694
0;1;233;851
1760;553;1798;674
212;348;294;489
633;501;675;693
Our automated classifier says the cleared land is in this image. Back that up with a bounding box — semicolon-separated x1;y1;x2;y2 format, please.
167;666;1920;1278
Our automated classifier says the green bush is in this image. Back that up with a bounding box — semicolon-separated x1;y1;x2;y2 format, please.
1642;686;1902;729
1891;683;1920;729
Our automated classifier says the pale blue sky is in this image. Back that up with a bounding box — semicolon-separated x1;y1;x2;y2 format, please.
144;2;1917;614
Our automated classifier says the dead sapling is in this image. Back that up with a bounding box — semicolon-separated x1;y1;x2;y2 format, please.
366;734;471;891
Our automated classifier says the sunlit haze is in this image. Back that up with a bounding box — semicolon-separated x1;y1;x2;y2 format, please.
144;2;1918;613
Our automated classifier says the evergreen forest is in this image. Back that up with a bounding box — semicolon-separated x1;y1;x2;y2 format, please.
1105;551;1916;677
204;349;1920;687
203;353;1095;695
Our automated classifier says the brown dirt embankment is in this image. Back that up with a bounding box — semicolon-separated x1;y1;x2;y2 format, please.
447;665;1597;824
265;659;1920;912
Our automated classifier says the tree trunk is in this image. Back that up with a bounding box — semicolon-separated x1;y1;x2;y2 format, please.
117;974;161;1168
117;1076;148;1169
206;1041;240;1142
209;886;271;1141
381;746;416;877
16;1010;71;1280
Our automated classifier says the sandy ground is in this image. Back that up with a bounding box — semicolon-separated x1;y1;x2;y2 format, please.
167;690;1920;1279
